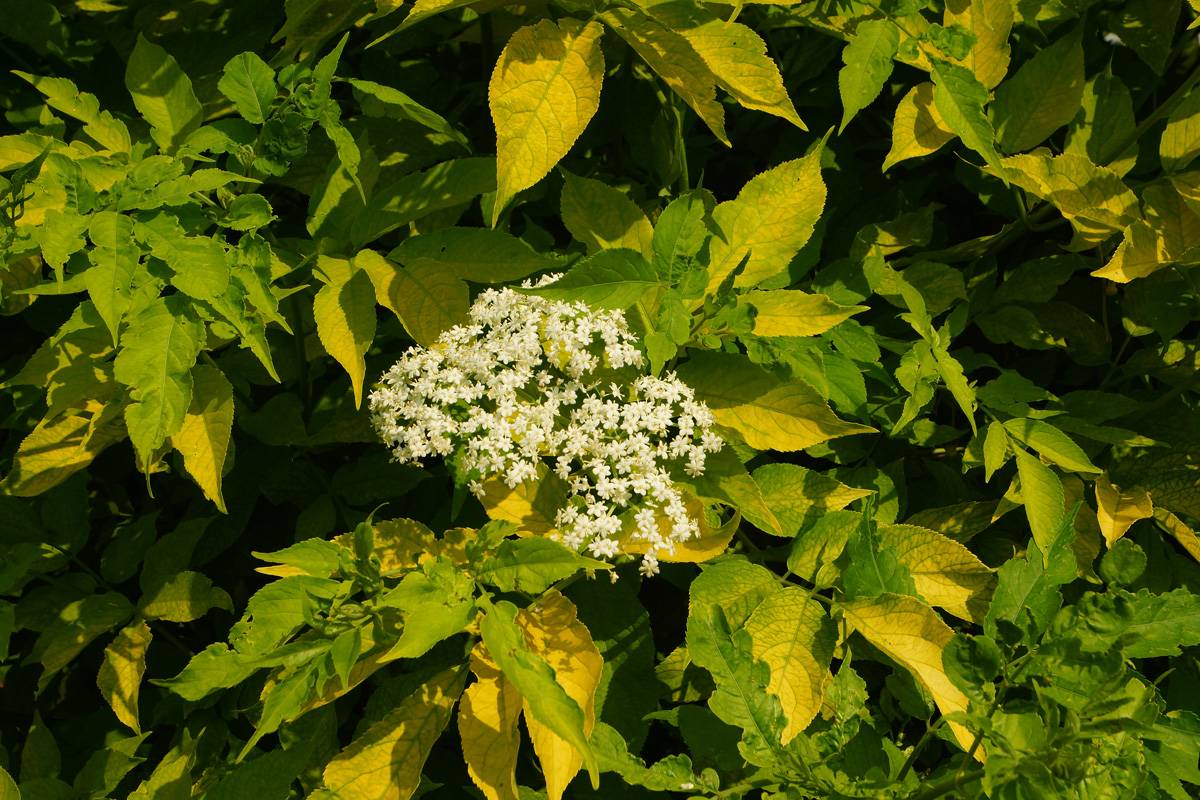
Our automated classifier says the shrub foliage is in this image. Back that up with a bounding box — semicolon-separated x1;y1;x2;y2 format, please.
2;1;1200;798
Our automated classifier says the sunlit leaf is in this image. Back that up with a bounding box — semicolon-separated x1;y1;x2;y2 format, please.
97;619;151;733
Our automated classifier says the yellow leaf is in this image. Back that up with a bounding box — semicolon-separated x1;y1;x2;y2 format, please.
705;151;826;292
944;0;1013;91
744;587;834;743
877;524;995;624
841;594;977;757
745;290;865;337
1091;220;1165;283
754;463;871;537
335;518;443;572
560;171;654;260
676;352;875;452
170;365;233;513
516;592;603;800
1094;472;1154;547
97;619;151;733
323;665;467;800
602;8;727;145
490;19;605;227
460;643;523;800
2;406;125;497
1154;508;1200;564
313;261;377;409
479;463;571;536
646;3;804;129
883;83;956;172
375;256;469;348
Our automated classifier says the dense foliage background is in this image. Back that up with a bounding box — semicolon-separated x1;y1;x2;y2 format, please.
3;0;1200;798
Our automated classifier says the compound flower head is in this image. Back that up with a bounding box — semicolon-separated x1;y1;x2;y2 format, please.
369;285;723;574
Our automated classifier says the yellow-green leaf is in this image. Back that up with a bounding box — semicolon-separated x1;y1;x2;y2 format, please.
991;23;1083;154
97;619;151;733
602;8;726;145
1065;72;1139;176
1144;182;1200;260
744;587;834;743
490;19;605;227
460;644;522;800
323;665;467;800
1091;220;1164;283
838;19;901;132
705;150;826;292
1002;152;1139;245
358;251;469;349
1095;472;1154;547
560;171;654;260
646;2;804;129
753;463;871;537
2;403;125;496
332;517;446;573
677;352;875;452
884;82;956;171
517;592;603;800
841;593;976;755
313;263;377;409
1002;418;1101;474
745;290;865;337
124;35;203;155
170;365;233;513
0;764;16;800
1163;86;1200;172
877;524;995;623
1155;508;1200;564
479;463;571;536
944;0;1013;91
140;570;233;623
85;211;140;346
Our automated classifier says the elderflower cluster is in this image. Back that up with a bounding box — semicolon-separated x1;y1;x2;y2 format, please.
368;285;724;576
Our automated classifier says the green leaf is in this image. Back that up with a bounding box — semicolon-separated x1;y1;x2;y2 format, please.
929;58;1006;182
1014;449;1066;563
134;211;231;305
154;643;255;701
688;559;777;630
389;227;563;284
479;599;600;786
1162;86;1200;174
218;52;277;125
677;446;783;537
33;593;134;688
1111;0;1180;75
990;23;1084;154
351;157;497;247
839;20;900;132
1065;72;1138;174
984;505;1077;645
381;558;477;660
983;421;1009;482
476;538;611;594
652;190;711;282
204;740;312;800
842;510;919;600
124;35;204;154
1118;588;1200;658
21;710;60;781
85;211;141;346
687;603;786;766
517;248;658;310
348;78;470;151
113;295;205;471
1005;418;1100;474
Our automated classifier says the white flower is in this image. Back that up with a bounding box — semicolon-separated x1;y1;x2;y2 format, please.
369;287;723;574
